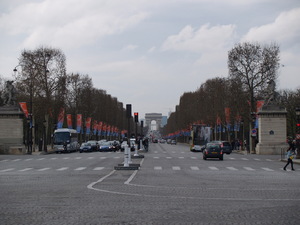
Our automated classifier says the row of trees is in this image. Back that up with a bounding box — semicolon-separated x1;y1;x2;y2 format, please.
163;42;300;143
2;46;134;145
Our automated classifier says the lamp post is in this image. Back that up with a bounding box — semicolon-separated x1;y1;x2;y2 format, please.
296;108;300;159
14;66;33;154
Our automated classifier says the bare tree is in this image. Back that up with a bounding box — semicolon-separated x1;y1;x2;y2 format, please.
228;42;280;112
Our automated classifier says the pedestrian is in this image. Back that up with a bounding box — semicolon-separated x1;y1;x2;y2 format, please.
283;148;295;171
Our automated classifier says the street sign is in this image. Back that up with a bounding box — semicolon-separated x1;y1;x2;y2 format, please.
251;129;257;137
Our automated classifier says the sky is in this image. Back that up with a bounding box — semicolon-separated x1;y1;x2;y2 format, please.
0;0;299;119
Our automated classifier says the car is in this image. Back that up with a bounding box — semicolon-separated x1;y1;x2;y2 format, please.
79;142;93;153
87;140;99;151
99;141;114;152
160;139;166;143
170;140;177;145
210;141;232;154
202;143;223;160
190;144;205;152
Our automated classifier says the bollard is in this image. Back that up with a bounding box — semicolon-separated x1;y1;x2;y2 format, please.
123;144;129;167
139;139;144;151
134;143;139;157
128;144;132;163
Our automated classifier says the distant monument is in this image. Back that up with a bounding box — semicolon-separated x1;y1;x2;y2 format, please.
0;80;25;154
255;80;288;154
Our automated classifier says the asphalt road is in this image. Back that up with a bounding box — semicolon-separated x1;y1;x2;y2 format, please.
0;143;300;225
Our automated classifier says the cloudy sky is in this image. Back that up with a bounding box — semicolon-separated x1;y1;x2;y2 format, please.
0;0;299;118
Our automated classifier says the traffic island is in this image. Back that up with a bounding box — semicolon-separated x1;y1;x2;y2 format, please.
114;165;139;170
131;154;144;159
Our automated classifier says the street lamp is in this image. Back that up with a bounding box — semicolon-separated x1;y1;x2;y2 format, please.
14;66;33;154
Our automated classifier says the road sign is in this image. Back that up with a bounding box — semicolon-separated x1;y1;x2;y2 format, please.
251;129;257;137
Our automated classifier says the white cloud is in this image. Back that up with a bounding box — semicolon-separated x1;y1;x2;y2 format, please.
0;0;150;49
161;24;237;53
241;7;300;45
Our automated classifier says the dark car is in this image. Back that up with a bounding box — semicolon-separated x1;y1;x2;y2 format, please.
79;142;93;153
99;141;113;152
87;140;99;151
203;143;223;160
210;141;232;154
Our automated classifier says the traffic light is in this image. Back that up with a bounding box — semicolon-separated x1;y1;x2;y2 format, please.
126;104;132;118
134;112;138;123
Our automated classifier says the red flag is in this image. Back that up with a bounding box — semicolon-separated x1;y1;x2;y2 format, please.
67;114;72;129
57;108;65;128
19;102;28;118
225;108;230;124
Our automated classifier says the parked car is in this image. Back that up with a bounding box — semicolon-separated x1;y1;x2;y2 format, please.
79;142;93;153
210;141;232;154
170;140;177;145
203;143;223;160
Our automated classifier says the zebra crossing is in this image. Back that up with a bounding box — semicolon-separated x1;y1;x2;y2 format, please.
0;165;287;173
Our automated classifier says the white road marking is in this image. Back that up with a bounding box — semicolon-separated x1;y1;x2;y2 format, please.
226;167;238;171
57;167;69;171
75;167;86;171
93;167;104;170
0;168;15;172
241;158;249;160
191;166;199;171
209;167;219;170
37;168;51;171
172;166;181;170
262;167;274;172
19;168;33;172
244;167;255;171
154;166;162;170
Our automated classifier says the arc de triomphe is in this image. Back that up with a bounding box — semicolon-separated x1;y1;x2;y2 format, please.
145;113;162;130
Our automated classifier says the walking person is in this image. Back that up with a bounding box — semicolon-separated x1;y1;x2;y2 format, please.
283;148;295;171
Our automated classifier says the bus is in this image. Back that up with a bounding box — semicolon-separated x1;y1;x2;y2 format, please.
190;124;211;152
53;128;79;153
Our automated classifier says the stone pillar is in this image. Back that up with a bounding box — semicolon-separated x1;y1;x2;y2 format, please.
256;105;288;155
0;106;25;154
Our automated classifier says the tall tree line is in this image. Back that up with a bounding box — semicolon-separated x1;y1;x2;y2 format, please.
9;46;129;144
164;42;300;142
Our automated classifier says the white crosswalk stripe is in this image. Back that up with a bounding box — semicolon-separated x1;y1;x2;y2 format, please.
153;157;159;159
12;159;21;162
19;168;33;172
243;167;255;171
178;157;184;159
209;166;219;171
191;157;197;159
226;167;238;171
166;157;172;159
261;167;274;171
75;167;86;171
191;166;200;171
93;167;104;171
0;168;15;172
241;158;249;160
154;166;162;170
37;168;51;171
57;167;69;171
172;166;181;170
37;158;45;160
